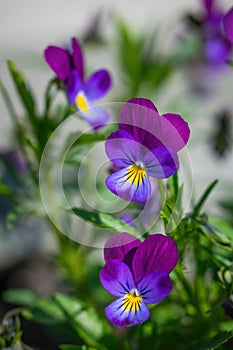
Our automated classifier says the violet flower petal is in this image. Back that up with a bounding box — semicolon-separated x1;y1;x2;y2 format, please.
104;232;140;263
223;7;233;44
105;130;142;167
132;234;178;283
127;97;158;112
72;37;85;80
80;105;109;130
144;146;179;179
119;101;162;150
67;70;83;104
100;259;135;297
205;37;231;65
106;166;151;202
105;296;150;327
85;69;111;100
161;114;190;152
202;0;214;16
137;270;172;304
44;46;71;81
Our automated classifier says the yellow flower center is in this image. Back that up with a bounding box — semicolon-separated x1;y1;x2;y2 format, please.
126;163;146;186
75;93;89;112
123;289;142;312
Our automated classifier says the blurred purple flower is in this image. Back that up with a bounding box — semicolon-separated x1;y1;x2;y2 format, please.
105;98;190;202
44;37;112;130
197;1;232;65
0;149;27;172
100;232;178;327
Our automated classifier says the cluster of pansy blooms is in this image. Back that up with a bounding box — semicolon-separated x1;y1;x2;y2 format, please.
44;37;191;328
189;0;233;65
44;37;111;130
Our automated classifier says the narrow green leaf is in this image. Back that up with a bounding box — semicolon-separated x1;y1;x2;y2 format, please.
188;330;233;350
53;293;105;347
209;217;233;245
0;78;18;124
3;289;63;322
2;289;38;307
69;207;140;238
7;60;37;123
193;180;218;217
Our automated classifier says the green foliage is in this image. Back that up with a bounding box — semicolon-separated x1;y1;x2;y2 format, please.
69;207;140;238
116;19;173;96
188;330;233;350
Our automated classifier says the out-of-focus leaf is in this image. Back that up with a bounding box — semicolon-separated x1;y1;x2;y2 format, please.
188;330;233;350
206;218;233;245
0;182;15;200
3;289;63;322
170;36;201;64
69;132;108;148
0;78;18;123
192;180;218;217
116;19;143;92
60;345;97;350
7;60;37;123
53;293;105;347
69;207;140;238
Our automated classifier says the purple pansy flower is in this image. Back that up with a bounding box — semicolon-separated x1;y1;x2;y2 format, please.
105;98;190;202
197;1;232;65
44;37;111;129
100;232;178;327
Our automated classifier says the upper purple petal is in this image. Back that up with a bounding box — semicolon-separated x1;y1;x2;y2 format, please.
84;69;111;100
143;146;179;179
72;37;84;80
223;7;233;44
132;234;178;283
137;270;172;304
127;98;158;112
100;259;135;297
67;70;83;104
119;100;190;152
160;114;190;152
105;296;150;327
44;46;71;81
119;100;162;150
202;0;214;16
104;232;141;263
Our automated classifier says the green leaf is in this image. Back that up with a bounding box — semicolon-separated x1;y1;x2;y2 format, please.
53;293;105;347
209;217;233;245
3;289;38;307
0;78;18;124
3;289;63;323
69;207;140;238
193;180;218;217
0;182;15;200
7;60;37;122
60;345;97;350
72;133;108;147
188;330;233;350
